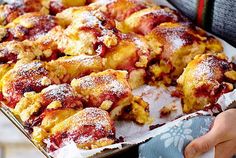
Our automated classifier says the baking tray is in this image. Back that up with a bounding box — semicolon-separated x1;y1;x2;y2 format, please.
0;103;51;158
0;0;236;158
0;102;138;158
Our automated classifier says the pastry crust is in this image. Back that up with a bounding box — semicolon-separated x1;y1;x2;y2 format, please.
177;54;236;113
146;22;223;85
43;108;115;151
0;0;43;25
71;69;133;119
1;60;59;108
4;12;57;41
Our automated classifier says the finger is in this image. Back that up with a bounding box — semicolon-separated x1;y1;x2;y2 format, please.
215;139;236;158
185;109;236;158
185;131;218;158
185;120;226;158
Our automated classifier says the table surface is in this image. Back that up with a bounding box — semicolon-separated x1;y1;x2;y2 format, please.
0;113;43;158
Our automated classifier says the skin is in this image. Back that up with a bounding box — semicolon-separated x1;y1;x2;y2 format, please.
185;109;236;158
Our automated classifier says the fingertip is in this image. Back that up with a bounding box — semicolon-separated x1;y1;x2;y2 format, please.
184;134;215;158
184;142;198;158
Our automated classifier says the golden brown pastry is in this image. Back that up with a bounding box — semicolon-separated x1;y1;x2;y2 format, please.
55;7;117;56
4;12;57;41
119;6;188;35
91;0;188;35
0;40;59;64
0;0;232;153
35;107;115;151
1;60;59;108
146;22;223;85
14;84;83;123
41;0;86;15
91;0;150;21
103;33;161;89
71;69;133;118
0;0;43;25
46;55;105;83
177;54;236;113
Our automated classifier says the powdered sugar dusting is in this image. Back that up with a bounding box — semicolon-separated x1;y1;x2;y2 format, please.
77;71;126;97
69;11;102;29
106;80;125;96
63;55;99;66
17;61;47;76
69;108;112;132
133;37;149;54
78;76;96;89
42;84;76;102
193;56;229;80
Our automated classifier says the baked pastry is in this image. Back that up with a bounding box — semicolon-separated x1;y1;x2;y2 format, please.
46;55;105;83
91;0;150;21
92;0;188;35
0;40;59;64
14;84;83;123
1;54;108;108
71;69;132;118
0;0;43;25
0;0;233;153
55;7;118;56
146;22;223;85
40;107;115;151
55;8;161;89
1;60;59;108
3;12;58;41
177;54;236;113
41;0;86;15
118;6;188;35
103;33;161;89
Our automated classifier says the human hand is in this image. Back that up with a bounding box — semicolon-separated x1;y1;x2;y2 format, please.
185;109;236;158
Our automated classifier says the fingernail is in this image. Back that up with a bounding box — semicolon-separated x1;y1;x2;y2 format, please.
186;148;197;158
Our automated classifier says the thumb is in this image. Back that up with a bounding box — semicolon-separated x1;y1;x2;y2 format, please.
184;127;222;158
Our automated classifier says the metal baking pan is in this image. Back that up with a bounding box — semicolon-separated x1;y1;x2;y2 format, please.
0;103;135;158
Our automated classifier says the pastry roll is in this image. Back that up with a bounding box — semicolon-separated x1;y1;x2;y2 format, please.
177;54;236;113
103;34;160;89
121;6;188;34
55;8;117;56
46;55;105;82
146;22;223;85
0;0;43;25
4;12;57;41
1;60;59;108
71;69;132;118
41;108;115;151
14;84;83;124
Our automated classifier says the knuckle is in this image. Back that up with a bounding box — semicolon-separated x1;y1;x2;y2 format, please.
200;142;211;152
191;141;211;153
